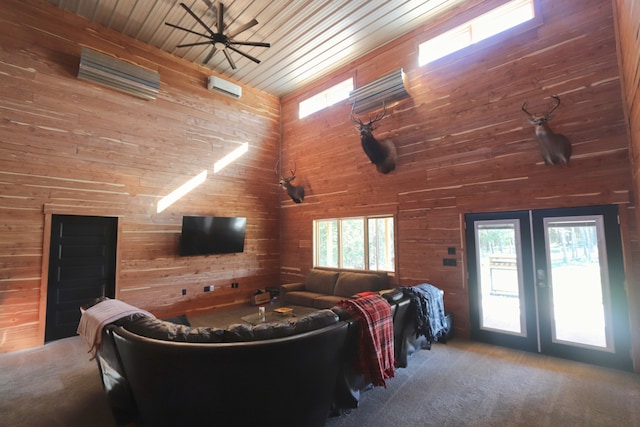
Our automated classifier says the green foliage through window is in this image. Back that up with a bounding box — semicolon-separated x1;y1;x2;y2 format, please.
314;215;395;272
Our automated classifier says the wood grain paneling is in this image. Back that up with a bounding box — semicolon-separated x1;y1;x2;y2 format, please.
280;0;640;369
613;0;640;370
2;0;639;372
0;0;280;353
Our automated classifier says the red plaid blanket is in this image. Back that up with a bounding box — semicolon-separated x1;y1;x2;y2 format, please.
337;294;395;387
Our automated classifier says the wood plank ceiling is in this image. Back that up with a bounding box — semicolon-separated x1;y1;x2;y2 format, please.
47;0;463;97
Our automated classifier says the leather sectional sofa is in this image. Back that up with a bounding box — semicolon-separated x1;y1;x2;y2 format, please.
92;291;413;427
99;309;349;427
91;283;450;426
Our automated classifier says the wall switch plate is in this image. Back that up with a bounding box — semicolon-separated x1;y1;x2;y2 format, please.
203;285;214;292
448;247;456;255
182;289;187;295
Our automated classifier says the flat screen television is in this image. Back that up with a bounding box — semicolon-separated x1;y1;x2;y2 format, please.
179;216;247;256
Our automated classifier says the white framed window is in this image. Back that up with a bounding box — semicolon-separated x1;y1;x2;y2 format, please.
313;215;395;272
419;0;536;66
299;78;353;119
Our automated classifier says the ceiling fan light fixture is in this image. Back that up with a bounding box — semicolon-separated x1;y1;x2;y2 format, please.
166;1;270;70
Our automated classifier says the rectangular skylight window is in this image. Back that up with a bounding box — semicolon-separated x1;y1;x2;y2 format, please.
419;0;535;66
299;78;353;119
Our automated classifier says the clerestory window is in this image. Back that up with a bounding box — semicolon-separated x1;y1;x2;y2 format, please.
419;0;537;66
298;78;353;119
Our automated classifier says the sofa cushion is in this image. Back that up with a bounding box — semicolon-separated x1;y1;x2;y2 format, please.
305;269;340;294
283;291;324;307
224;310;339;342
333;271;388;297
123;316;227;343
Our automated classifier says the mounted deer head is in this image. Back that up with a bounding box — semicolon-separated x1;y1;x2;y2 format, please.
350;102;397;174
275;161;305;203
522;95;572;165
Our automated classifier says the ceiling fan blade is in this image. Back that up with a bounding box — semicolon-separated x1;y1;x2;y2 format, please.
226;45;261;64
226;19;258;38
165;22;211;39
222;48;237;69
203;46;217;64
217;2;225;35
180;2;216;36
229;41;270;48
176;41;212;48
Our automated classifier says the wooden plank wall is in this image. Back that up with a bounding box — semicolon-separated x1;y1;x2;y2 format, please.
280;0;640;365
613;0;640;369
0;0;281;353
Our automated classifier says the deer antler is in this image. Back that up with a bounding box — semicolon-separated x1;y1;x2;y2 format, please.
370;102;388;125
288;162;297;181
350;104;364;125
275;160;297;183
545;95;561;120
522;95;561;120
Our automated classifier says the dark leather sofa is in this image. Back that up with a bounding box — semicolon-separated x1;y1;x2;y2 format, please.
91;290;436;426
112;321;349;427
96;309;349;427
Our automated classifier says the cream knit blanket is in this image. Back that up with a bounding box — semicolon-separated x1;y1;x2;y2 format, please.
77;299;154;359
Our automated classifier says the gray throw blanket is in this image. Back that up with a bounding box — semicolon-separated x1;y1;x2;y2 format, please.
400;284;447;343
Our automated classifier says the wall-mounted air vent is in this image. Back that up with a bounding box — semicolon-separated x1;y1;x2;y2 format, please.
349;68;410;114
207;76;242;99
78;48;160;100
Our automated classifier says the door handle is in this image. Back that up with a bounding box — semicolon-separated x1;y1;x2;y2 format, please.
536;269;547;288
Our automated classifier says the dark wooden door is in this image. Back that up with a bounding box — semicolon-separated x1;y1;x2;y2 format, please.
45;215;117;342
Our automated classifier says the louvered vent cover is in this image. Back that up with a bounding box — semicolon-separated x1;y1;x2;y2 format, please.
78;48;160;100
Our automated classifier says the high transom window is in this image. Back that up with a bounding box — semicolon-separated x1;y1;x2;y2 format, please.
419;0;536;66
314;215;395;272
298;78;353;119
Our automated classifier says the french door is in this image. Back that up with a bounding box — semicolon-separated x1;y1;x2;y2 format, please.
465;205;632;371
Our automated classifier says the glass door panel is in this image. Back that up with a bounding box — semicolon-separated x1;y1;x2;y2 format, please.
466;210;537;352
475;220;524;335
544;217;612;350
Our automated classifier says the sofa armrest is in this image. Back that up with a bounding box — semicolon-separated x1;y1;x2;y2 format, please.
379;288;404;303
280;282;305;297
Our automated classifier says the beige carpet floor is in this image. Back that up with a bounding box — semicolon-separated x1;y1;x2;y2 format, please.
1;309;639;427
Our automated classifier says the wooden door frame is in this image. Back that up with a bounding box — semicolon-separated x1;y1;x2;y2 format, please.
37;204;123;346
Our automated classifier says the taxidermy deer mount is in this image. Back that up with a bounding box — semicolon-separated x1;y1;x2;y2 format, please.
522;95;572;165
276;161;305;203
350;102;397;174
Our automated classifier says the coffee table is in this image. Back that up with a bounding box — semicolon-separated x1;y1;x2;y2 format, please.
240;306;317;325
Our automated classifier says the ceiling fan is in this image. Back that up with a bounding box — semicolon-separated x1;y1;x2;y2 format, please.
165;1;270;70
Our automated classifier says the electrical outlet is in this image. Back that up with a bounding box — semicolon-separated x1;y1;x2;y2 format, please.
203;285;214;292
182;288;187;296
231;282;239;288
442;258;457;267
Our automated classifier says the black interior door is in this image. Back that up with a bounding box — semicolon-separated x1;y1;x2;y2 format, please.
45;214;117;342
